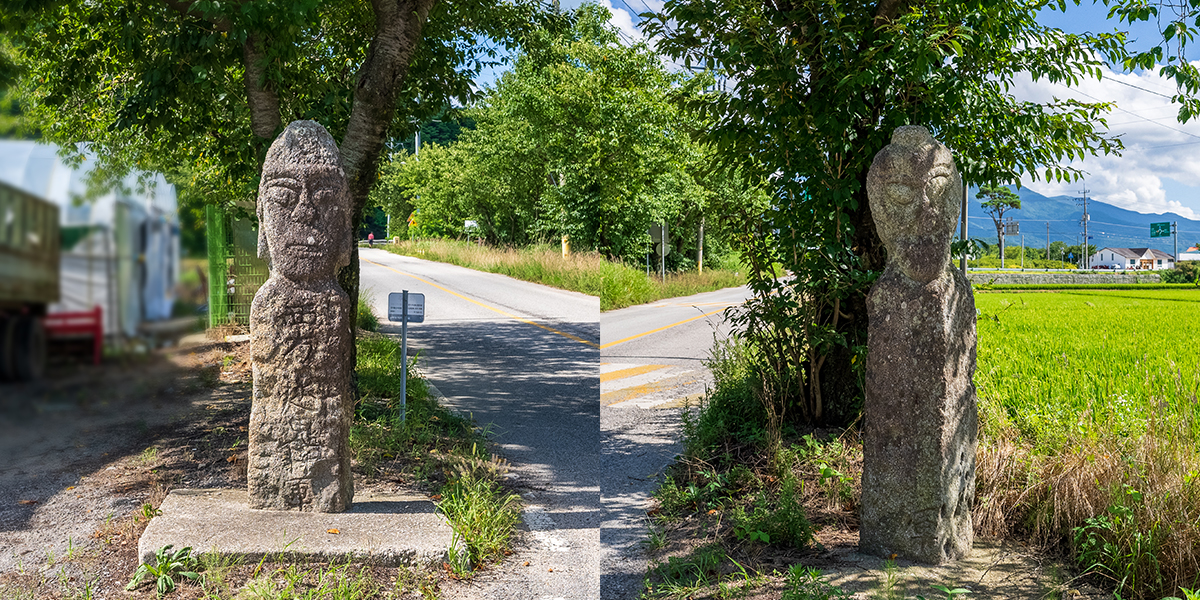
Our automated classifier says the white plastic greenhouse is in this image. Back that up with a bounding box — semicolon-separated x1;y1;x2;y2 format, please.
0;140;180;339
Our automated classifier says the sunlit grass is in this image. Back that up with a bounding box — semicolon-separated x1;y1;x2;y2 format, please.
974;289;1200;451
382;239;744;310
973;288;1200;599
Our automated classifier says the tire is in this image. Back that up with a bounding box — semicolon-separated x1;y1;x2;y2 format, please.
12;316;46;382
0;317;15;382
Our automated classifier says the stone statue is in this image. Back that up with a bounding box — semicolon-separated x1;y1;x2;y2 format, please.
860;125;977;563
248;120;354;512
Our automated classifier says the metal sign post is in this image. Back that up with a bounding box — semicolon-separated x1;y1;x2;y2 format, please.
387;291;426;423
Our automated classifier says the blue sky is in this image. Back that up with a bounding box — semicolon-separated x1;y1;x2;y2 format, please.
476;1;1200;220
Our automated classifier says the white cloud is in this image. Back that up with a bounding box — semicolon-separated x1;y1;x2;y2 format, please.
559;0;647;45
1012;64;1200;219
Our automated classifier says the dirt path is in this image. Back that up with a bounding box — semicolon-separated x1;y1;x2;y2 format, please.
0;341;264;595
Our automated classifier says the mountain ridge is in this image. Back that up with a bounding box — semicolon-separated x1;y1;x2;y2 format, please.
964;186;1200;255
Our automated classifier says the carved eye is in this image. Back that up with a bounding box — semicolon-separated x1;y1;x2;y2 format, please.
264;186;297;206
312;188;338;204
887;183;914;204
926;173;951;197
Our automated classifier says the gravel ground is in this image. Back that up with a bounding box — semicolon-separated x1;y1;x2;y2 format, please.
0;340;484;599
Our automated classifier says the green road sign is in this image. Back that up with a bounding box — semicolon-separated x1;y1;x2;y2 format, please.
1151;222;1171;238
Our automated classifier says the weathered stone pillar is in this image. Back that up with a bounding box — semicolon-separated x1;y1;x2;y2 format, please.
248;120;354;512
860;125;977;563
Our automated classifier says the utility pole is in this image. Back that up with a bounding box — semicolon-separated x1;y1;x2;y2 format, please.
697;217;705;274
1021;234;1025;270
1076;188;1090;269
661;220;667;280
1045;222;1050;263
1173;221;1179;267
1003;216;1019;269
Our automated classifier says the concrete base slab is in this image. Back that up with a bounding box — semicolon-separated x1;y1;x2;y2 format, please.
138;489;455;567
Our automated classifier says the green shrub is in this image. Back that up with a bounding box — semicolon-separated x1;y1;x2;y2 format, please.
781;566;852;600
682;335;770;460
729;473;813;548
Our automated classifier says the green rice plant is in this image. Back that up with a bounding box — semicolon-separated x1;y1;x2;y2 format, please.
973;289;1200;599
974;289;1200;450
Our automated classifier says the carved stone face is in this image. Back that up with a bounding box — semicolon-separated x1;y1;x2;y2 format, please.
867;126;962;283
257;121;351;283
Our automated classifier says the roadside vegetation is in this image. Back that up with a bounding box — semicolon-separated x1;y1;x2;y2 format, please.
646;287;1200;600
2;305;517;600
383;239;744;310
352;312;522;576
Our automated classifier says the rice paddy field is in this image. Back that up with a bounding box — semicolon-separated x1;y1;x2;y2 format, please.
974;288;1200;451
972;288;1200;598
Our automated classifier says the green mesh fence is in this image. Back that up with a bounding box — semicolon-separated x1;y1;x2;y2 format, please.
206;205;269;328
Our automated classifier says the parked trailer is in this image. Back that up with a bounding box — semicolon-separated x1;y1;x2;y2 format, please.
0;180;59;380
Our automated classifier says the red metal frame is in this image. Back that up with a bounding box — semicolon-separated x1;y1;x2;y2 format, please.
45;306;103;365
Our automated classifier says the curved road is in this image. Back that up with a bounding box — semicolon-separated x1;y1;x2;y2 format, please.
359;248;600;600
599;286;751;599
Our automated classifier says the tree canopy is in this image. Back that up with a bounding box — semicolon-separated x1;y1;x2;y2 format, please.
372;3;758;264
645;0;1188;425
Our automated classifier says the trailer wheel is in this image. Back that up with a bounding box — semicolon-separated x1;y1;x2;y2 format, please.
12;316;46;381
0;317;16;381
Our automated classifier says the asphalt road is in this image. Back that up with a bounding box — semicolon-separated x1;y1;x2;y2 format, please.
358;248;600;600
598;286;751;599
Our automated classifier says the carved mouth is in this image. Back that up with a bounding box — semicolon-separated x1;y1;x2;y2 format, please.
286;243;322;254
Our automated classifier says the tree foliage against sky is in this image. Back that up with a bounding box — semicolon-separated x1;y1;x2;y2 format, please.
3;0;555;381
645;0;1183;425
373;3;762;264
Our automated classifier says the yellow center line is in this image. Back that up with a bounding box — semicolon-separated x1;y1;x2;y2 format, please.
599;364;669;383
361;257;599;348
599;307;728;350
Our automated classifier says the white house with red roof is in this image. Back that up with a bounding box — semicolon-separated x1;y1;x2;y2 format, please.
1180;246;1200;262
1089;247;1175;270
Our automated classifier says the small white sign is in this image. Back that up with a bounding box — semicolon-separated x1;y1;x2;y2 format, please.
388;292;425;323
464;219;479;230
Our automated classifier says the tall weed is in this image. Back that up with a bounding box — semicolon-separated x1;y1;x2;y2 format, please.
384;239;744;310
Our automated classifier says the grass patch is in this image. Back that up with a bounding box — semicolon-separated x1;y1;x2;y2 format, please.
975;283;1192;291
356;289;380;332
352;328;519;574
383;238;744;310
651;288;1200;598
971;288;1200;599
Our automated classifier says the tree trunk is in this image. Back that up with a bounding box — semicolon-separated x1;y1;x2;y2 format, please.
335;0;438;383
243;33;282;140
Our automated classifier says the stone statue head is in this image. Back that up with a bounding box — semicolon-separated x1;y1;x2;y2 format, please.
256;120;352;283
867;125;962;283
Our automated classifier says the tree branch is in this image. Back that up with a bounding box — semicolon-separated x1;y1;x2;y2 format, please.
873;0;910;27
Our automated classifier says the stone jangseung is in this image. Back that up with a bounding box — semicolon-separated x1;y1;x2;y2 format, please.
248;120;355;512
860;125;978;563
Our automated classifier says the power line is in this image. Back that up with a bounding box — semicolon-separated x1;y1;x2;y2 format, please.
1105;76;1176;99
1058;82;1200;140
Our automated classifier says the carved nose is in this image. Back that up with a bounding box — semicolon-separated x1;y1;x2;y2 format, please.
292;189;317;223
